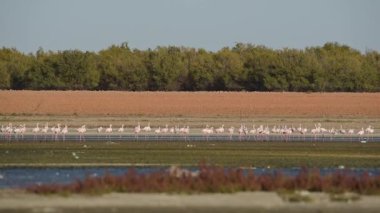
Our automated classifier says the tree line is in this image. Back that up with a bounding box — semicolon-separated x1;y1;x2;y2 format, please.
0;42;379;91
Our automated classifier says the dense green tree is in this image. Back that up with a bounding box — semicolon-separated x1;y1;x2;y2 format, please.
364;51;380;91
23;59;60;89
53;50;99;90
0;42;379;92
182;48;215;90
147;46;185;91
0;48;32;89
98;44;148;90
0;61;10;89
214;47;244;90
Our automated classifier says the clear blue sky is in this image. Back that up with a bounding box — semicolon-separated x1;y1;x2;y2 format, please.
1;0;379;53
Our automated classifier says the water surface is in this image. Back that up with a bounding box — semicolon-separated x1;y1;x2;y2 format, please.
1;167;379;189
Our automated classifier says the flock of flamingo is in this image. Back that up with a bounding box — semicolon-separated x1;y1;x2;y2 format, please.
0;122;375;142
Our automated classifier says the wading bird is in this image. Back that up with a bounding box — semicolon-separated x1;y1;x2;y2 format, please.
77;125;86;142
105;124;113;140
61;125;68;141
32;123;40;140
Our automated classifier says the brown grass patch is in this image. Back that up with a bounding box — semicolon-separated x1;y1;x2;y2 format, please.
0;91;379;117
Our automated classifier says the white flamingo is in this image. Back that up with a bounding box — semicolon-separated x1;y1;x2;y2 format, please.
202;125;209;134
297;124;303;133
61;125;68;141
248;125;256;140
339;125;346;135
281;126;292;142
118;124;125;138
366;125;374;141
143;123;151;132
97;126;103;139
154;127;161;139
143;122;151;139
162;124;169;134
358;127;365;141
105;124;113;140
238;124;247;141
77;125;86;142
41;123;49;141
5;123;13;141
311;123;320;141
262;126;271;141
32;123;40;140
13;125;23;141
0;125;5;139
202;125;211;141
134;122;141;140
228;126;234;140
14;124;26;140
175;126;180;134
182;126;190;141
55;124;61;140
50;124;61;141
348;129;355;134
206;126;214;141
300;127;308;141
215;125;225;134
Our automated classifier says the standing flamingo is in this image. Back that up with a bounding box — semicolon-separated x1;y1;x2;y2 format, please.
41;123;49;141
134;122;141;140
202;125;211;141
118;124;125;139
13;125;22;141
97;126;103;139
357;127;365;142
0;125;5;139
77;125;86;142
248;125;256;140
105;124;113;140
5;123;13;141
51;124;61;141
162;124;169;134
154;127;161;139
238;124;246;141
182;126;190;141
228;126;234;141
61;125;68;141
143;122;151;132
32;123;40;140
366;125;374;141
17;124;26;140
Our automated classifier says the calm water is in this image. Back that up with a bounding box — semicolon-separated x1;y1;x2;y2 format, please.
0;167;380;189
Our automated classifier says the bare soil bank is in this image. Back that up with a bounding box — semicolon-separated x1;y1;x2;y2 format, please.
0;91;379;117
0;190;379;213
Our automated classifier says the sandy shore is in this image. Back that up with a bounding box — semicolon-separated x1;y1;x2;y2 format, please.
0;190;379;213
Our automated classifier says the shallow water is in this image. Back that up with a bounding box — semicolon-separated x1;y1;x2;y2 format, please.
0;167;379;189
